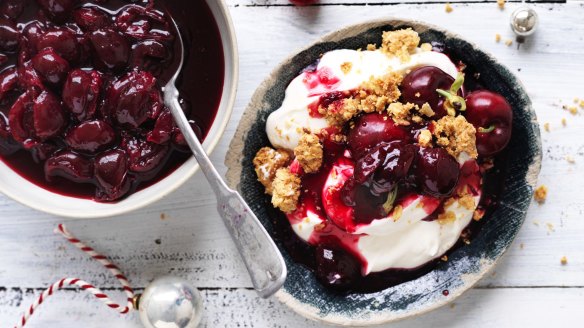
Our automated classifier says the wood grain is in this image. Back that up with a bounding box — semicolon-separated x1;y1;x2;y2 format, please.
1;2;583;327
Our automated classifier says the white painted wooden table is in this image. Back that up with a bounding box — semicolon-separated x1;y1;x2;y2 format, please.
1;1;583;327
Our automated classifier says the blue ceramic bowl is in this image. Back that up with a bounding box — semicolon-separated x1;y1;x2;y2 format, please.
225;19;541;326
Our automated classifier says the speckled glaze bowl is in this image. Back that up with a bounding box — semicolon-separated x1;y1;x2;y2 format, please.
225;20;541;326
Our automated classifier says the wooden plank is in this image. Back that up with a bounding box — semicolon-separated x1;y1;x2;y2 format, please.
0;287;581;327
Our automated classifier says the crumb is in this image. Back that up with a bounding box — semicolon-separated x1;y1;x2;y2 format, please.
579;100;584;108
392;205;403;221
449;303;456;309
568;106;578;115
505;39;513;46
294;133;323;173
366;43;377;51
418;102;435;117
340;62;352;74
253;147;291;194
432;115;478;159
546;222;555;232
497;0;505;9
473;208;485;221
574;98;579;103
387;102;416;125
544;122;550;132
271;168;301;213
533;220;540;227
520;243;524;250
420;43;432;52
445;3;453;13
381;28;420;63
534;185;548;204
566;155;575;164
418;129;433;147
438;211;457;224
560;256;568;265
459;194;476;210
160;213;166;220
495;34;501;43
441;255;448;261
561;118;567;126
415;92;421;98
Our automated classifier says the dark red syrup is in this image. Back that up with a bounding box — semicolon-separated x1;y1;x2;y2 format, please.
0;0;224;201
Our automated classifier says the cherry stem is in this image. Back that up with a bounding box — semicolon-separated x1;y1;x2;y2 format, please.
478;125;496;133
383;187;398;214
436;72;466;116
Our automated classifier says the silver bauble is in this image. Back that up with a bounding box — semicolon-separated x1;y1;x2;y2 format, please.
510;6;538;38
137;276;203;328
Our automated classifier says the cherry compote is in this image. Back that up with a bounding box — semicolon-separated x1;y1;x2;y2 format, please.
0;0;224;202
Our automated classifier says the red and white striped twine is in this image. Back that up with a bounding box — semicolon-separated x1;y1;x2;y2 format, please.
15;224;135;328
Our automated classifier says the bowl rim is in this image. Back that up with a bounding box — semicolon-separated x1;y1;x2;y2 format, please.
0;0;239;219
225;18;542;326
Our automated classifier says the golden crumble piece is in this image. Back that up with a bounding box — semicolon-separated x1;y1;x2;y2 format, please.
438;211;456;224
340;62;353;75
534;185;548;204
473;209;485;221
505;39;513;47
566;155;575;164
381;29;420;63
418;102;435;117
294;133;323;174
561;118;567;126
418;129;433;147
497;0;505;9
459;194;476;210
560;256;568;265
387;102;416;125
495;33;501;43
432;115;478;159
568;106;578;115
253;147;291;194
579;100;584;108
445;3;453;13
441;255;448;262
271;168;301;213
543;122;550;132
392;205;403;222
420;43;432;52
366;43;377;51
320;97;360;126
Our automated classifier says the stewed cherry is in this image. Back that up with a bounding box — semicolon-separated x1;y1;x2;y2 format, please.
31;48;70;85
45;150;94;183
65;120;115;154
411;146;460;198
62;69;102;121
347;113;410;159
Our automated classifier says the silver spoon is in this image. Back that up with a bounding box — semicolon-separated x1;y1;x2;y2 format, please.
163;18;286;298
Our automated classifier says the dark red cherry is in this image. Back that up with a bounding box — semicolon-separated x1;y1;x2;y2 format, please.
18;60;45;90
104;70;163;128
94;149;131;201
45;150;94;183
0;0;24;20
37;28;80;62
31;48;70;85
88;28;130;71
36;0;78;23
401;66;455;119
121;134;169;173
0;17;19;52
0;112;19;156
172;121;203;151
412;147;460;198
464;90;513;157
0;66;18;101
347;113;410;159
30;142;58;163
65;120;115;154
62;69;102;121
115;5;173;42
315;243;360;290
130;40;167;72
33;90;67;140
22;21;45;55
8;92;37;148
73;7;110;32
147;109;173;144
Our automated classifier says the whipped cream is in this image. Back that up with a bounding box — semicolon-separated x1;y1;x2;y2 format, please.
266;49;458;151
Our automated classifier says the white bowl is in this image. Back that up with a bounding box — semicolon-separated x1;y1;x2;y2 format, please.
0;0;238;219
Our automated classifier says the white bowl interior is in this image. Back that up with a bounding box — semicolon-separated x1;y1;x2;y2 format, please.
0;0;238;218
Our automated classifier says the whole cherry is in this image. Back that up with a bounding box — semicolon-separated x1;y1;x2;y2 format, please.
32;90;67;140
31;48;70;85
65;120;116;154
62;69;102;121
45;150;94;183
401;66;455;118
73;7;111;32
347;113;411;159
88;28;130;71
0;17;19;52
412;146;460;198
464;90;513;157
36;0;78;23
37;28;80;62
94;149;131;201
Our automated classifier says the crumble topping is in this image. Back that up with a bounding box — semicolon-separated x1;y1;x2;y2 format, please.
445;3;453;13
534;185;548;204
392;205;403;222
438;211;456;224
271;168;301;213
253;147;291;194
387;102;416;125
418;129;433;147
294;132;323;173
543;122;550;132
432;115;478;159
418;103;435;117
473;208;485;221
381;29;420;63
505;39;513;47
420;43;432;52
497;0;505;9
495;34;501;43
560;256;568;265
458;193;476;210
366;43;377;51
340;62;353;74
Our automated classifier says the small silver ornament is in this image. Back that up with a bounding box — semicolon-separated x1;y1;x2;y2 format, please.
136;276;203;328
510;6;538;44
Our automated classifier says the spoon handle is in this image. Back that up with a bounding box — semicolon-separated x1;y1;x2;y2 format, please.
165;87;287;298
